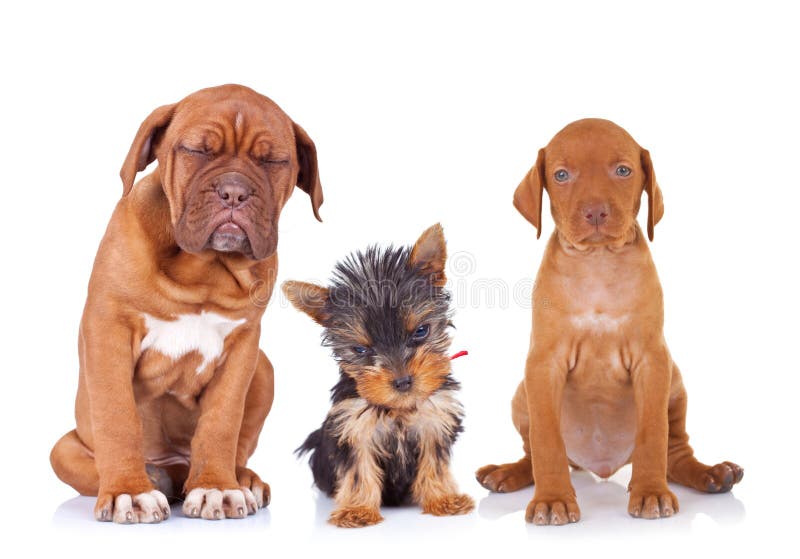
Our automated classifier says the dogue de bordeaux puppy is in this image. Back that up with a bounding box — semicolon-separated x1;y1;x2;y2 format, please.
50;84;323;523
476;119;742;525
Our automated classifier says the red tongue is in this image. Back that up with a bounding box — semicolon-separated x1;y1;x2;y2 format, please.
450;350;468;360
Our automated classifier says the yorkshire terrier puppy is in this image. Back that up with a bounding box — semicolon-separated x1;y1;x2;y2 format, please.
283;224;474;528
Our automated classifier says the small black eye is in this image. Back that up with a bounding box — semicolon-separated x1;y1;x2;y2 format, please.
616;165;632;177
352;345;369;355
554;169;570;182
411;324;430;342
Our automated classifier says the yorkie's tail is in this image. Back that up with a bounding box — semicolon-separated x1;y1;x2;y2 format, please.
295;425;338;497
295;428;322;457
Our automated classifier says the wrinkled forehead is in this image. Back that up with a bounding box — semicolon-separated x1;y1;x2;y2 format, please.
546;119;641;165
168;93;294;144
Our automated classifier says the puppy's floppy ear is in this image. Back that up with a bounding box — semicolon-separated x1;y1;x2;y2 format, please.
293;122;324;222
119;103;177;197
282;280;331;325
409;223;447;287
641;149;664;241
513;148;547;239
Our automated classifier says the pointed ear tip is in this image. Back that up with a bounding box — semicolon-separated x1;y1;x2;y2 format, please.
417;223;445;244
425;222;444;235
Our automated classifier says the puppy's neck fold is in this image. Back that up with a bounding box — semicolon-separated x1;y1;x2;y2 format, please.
555;224;642;256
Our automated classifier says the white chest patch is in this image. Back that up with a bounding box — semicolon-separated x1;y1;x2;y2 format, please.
141;311;246;373
570;312;628;333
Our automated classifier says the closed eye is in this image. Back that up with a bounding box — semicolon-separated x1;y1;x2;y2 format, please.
180;145;213;157
257;156;290;166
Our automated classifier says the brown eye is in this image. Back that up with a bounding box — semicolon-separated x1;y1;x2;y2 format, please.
616;165;632;177
554;169;570;182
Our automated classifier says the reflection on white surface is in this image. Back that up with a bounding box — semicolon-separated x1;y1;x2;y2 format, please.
477;466;746;534
52;464;744;542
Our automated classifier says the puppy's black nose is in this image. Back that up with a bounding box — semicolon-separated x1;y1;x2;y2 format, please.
393;376;413;392
583;203;610;226
216;180;251;208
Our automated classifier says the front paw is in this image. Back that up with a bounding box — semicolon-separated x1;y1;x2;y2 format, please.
94;490;170;524
525;494;580;526
329;506;384;528
182;488;254;520
422;493;475;516
628;486;679;519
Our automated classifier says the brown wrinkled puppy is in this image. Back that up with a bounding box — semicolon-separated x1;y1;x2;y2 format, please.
50;84;323;523
476;119;742;525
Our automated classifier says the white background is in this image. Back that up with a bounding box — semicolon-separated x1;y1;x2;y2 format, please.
1;1;797;556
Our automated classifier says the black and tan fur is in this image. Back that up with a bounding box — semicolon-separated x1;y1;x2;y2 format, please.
283;224;474;527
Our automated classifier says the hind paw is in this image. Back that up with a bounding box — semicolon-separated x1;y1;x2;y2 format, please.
476;460;533;493
701;461;744;493
236;467;271;512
